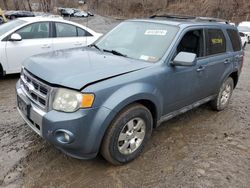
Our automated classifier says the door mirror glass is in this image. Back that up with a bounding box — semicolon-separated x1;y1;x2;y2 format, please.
10;33;22;41
172;52;197;66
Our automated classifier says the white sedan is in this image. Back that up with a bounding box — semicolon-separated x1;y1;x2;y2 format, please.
239;32;248;48
0;17;102;76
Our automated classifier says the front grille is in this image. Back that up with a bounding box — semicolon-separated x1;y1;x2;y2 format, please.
20;69;51;111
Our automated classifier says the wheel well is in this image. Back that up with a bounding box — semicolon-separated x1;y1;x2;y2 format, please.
135;99;158;128
229;71;238;88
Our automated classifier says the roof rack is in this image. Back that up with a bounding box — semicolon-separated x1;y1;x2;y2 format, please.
149;14;229;24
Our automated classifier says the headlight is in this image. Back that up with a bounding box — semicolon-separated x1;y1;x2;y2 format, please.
52;88;95;112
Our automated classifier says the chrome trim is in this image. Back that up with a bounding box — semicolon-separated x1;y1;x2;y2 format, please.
157;95;215;126
17;87;45;137
20;68;52;111
17;107;42;136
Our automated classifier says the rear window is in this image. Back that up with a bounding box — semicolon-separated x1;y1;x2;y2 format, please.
55;22;77;37
77;27;92;37
239;32;245;37
206;29;226;56
227;29;242;51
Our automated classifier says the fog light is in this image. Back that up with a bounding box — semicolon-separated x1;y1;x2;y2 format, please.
54;129;75;144
64;133;70;142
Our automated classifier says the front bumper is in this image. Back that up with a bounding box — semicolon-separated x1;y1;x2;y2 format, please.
16;80;113;159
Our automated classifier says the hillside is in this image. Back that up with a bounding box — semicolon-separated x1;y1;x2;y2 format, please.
88;0;250;23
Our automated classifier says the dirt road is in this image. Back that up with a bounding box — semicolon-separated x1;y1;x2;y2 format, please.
0;16;250;188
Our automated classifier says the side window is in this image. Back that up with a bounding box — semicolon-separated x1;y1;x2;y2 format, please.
206;29;226;56
16;22;49;39
77;27;92;37
227;29;242;51
55;22;77;37
176;29;205;58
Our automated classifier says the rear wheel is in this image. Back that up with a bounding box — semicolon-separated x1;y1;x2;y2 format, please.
211;77;234;111
101;103;153;165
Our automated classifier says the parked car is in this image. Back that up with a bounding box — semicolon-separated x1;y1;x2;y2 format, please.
87;11;94;17
0;17;102;76
58;8;74;17
5;10;35;20
74;11;88;17
238;21;250;28
238;26;250;43
16;15;244;165
34;12;63;19
239;32;248;48
0;8;7;24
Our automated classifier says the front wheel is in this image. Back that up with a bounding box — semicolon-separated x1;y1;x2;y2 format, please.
0;65;3;79
211;77;234;111
101;104;153;165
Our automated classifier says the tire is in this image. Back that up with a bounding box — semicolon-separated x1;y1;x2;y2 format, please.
0;17;3;24
0;65;3;79
10;15;16;20
211;77;234;111
243;42;247;50
101;103;153;165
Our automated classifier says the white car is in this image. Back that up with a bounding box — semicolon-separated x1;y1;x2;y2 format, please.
238;25;250;43
74;11;88;17
0;17;102;76
239;32;248;48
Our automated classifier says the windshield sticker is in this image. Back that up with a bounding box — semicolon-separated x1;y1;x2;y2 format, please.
140;55;158;62
211;38;223;44
144;30;167;36
140;55;149;60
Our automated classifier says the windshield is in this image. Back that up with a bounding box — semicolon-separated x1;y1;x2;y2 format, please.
0;19;26;36
95;21;179;62
237;26;250;32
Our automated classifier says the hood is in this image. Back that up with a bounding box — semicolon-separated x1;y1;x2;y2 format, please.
23;48;151;90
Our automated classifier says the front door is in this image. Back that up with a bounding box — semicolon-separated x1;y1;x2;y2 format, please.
6;22;52;74
162;28;208;115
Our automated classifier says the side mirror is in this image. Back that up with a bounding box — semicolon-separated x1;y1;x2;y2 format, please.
9;33;22;41
172;52;197;66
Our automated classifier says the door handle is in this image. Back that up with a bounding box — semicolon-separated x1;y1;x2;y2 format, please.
196;66;205;72
41;44;51;49
74;42;82;46
224;58;230;64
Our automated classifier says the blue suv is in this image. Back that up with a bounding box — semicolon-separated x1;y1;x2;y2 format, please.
16;15;244;165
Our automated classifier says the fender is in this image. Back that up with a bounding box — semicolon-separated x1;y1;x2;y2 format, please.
89;82;163;153
217;63;240;92
102;82;163;119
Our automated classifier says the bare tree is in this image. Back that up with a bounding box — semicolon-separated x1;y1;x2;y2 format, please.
13;0;20;10
3;0;8;10
27;0;32;11
40;0;52;12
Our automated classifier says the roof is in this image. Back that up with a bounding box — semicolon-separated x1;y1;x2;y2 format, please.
18;16;64;23
129;15;236;28
17;16;99;34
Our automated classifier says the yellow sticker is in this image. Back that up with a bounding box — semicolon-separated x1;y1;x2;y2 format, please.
211;38;223;44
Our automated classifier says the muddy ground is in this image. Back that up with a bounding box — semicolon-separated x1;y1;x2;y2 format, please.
0;16;250;188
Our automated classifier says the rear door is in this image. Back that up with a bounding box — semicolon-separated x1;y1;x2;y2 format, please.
5;21;52;73
198;28;234;98
226;29;244;73
52;22;94;50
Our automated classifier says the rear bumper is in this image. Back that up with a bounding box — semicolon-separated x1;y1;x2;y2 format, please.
16;80;113;159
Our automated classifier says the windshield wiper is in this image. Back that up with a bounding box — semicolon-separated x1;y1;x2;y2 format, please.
88;44;101;51
103;49;127;57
